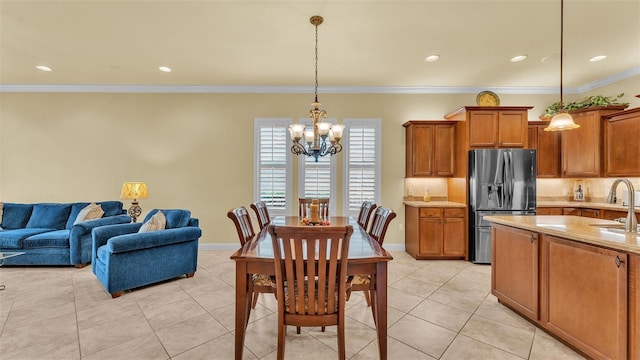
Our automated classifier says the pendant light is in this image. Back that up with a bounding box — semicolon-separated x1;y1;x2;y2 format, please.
545;0;580;132
288;15;344;162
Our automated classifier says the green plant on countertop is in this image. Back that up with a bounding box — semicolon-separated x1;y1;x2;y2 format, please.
541;93;628;119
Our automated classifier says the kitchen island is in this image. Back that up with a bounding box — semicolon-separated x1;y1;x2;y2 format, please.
485;215;639;360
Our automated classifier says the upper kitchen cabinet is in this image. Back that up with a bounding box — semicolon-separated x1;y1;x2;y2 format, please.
445;106;533;149
561;106;628;178
403;121;455;177
602;107;640;177
528;121;561;178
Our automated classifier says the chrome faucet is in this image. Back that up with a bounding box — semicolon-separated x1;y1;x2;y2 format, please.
607;178;638;233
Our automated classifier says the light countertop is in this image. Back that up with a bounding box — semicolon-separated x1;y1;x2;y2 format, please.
403;201;466;208
484;215;640;254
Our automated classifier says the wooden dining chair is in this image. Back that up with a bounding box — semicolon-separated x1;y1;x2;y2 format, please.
268;224;353;360
227;206;274;309
250;200;271;230
356;201;377;230
298;198;330;219
351;207;397;311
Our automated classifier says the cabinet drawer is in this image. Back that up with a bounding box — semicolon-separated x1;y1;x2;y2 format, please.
419;208;442;218
444;208;465;218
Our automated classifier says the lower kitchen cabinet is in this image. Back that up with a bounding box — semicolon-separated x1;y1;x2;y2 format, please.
405;206;466;260
540;235;627;360
491;225;538;321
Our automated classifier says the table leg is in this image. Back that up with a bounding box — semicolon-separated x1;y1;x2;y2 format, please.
235;261;252;360
374;261;388;360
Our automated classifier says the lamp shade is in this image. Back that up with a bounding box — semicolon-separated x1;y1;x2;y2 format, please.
120;182;149;200
544;112;580;131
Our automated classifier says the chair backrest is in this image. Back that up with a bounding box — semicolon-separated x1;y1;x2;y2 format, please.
356;201;377;230
250;201;271;230
227;206;255;246
268;225;353;318
298;198;330;219
368;207;397;245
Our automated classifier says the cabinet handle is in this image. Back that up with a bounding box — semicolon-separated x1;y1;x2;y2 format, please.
615;256;624;268
529;234;537;243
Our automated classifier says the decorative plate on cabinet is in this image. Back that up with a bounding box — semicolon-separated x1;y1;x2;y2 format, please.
476;91;500;106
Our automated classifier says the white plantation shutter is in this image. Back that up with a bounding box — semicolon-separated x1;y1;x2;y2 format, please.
254;118;292;216
343;119;381;218
297;119;337;214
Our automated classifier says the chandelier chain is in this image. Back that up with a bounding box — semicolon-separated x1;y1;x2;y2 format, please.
314;22;319;103
560;0;564;107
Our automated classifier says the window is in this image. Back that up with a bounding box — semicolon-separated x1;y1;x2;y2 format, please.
254;118;292;216
342;119;381;218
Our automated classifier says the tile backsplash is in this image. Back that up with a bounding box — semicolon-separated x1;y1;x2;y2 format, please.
537;178;640;202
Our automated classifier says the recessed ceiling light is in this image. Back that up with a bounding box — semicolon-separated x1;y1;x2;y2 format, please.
589;55;607;62
510;55;527;62
158;66;172;72
36;65;52;72
424;54;440;62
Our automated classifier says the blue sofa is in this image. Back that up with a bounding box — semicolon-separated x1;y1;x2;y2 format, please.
91;209;201;298
0;201;130;267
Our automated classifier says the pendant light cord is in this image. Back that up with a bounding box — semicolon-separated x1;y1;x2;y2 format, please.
314;22;319;103
560;0;564;107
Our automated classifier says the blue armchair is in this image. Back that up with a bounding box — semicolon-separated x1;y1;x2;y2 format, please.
91;209;201;298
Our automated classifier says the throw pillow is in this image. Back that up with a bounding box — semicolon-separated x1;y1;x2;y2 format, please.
0;202;3;230
26;203;72;230
138;210;166;233
73;203;105;225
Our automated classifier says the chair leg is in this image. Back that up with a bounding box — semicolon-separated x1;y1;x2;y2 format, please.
363;289;371;307
110;291;122;299
186;272;195;278
296;326;301;334
369;289;377;326
251;292;259;309
337;321;346;360
321;326;325;332
277;323;286;360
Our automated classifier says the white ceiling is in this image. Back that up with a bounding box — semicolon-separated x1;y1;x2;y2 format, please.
1;0;639;93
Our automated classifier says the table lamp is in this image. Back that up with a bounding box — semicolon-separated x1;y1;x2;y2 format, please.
120;182;148;222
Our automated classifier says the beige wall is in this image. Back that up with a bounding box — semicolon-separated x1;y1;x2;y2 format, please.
1;76;638;247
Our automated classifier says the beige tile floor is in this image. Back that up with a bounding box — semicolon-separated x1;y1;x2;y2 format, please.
0;251;586;359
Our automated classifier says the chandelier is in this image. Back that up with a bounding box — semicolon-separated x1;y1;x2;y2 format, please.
545;0;580;132
289;15;344;162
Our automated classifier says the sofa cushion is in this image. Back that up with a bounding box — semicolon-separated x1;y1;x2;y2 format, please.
139;211;166;233
66;202;90;229
98;201;124;217
144;209;190;229
0;203;34;230
74;203;104;225
0;228;53;249
0;202;4;230
26;203;72;230
23;230;71;248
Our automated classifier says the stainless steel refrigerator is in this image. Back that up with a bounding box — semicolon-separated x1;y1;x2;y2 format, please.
468;149;536;264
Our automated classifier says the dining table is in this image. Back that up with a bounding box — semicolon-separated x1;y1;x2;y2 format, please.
230;215;393;359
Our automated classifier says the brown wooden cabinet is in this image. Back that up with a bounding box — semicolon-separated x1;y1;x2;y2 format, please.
540;235;627;360
445;106;532;149
603;107;640;177
403;121;455;177
491;224;539;321
528;122;561;178
561;207;600;218
405;206;466;259
536;207;563;215
561;106;627;178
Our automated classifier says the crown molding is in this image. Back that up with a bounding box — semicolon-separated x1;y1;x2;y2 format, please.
1;67;637;95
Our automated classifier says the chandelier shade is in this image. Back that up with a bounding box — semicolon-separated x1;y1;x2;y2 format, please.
288;15;343;162
544;0;580;132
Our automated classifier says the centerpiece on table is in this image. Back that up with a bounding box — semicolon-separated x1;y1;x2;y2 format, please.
300;199;331;226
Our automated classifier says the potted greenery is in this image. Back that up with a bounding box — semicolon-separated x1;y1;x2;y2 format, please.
540;93;629;120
